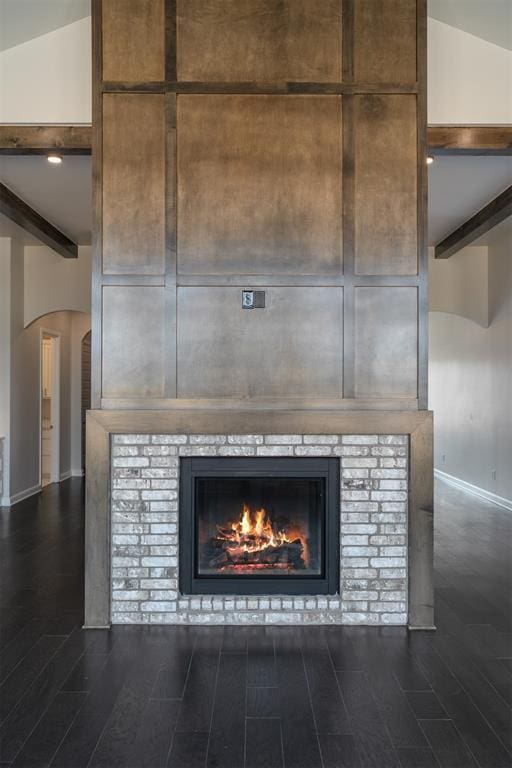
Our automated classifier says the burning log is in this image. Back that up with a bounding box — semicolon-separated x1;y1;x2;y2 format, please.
205;537;305;571
202;502;308;573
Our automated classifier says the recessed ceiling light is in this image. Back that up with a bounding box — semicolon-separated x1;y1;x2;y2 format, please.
426;156;434;165
47;154;62;165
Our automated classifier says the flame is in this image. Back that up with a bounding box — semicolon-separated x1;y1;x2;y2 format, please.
215;502;308;567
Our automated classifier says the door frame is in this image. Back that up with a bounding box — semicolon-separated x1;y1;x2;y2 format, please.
39;329;61;486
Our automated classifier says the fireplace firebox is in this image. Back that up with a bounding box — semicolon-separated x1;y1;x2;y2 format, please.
179;457;339;595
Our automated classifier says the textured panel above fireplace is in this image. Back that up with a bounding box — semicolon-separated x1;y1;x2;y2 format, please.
110;433;409;625
95;2;426;409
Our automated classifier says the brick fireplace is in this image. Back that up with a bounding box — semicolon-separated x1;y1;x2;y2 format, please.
110;433;408;625
85;1;433;630
85;408;432;629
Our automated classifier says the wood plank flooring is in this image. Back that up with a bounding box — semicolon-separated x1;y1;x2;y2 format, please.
0;478;511;767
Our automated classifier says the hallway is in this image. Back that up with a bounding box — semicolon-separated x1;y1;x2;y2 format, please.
0;479;510;768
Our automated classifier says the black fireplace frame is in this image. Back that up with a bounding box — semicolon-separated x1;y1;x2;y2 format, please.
179;456;340;595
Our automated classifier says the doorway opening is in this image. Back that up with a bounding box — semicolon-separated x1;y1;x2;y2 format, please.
81;330;91;473
40;331;60;487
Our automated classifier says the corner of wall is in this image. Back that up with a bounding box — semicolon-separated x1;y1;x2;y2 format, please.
0;239;12;502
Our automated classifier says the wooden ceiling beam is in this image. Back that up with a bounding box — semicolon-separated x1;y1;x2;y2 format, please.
0;125;92;155
428;126;512;156
435;185;512;259
0;182;78;258
1;125;511;156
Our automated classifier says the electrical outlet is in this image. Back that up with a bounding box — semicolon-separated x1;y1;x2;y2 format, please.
491;469;497;481
441;454;446;463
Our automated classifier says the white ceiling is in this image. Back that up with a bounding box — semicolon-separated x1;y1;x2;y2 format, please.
0;155;92;244
0;154;510;251
0;0;90;52
428;155;512;244
428;0;512;51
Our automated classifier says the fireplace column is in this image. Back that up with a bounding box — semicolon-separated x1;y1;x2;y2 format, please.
86;0;433;629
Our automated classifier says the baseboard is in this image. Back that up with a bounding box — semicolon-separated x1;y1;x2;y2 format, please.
435;469;512;511
2;472;84;505
60;469;84;482
5;483;42;507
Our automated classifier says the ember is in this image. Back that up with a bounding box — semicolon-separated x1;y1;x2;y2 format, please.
203;502;308;573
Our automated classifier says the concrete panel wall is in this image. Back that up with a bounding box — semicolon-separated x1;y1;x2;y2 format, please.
94;0;426;411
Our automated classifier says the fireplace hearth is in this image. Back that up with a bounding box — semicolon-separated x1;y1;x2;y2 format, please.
180;457;340;595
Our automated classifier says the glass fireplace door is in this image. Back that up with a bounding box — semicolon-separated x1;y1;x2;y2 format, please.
196;476;324;577
179;457;340;595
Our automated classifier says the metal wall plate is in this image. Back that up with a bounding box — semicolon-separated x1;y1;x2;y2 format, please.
242;290;254;308
242;289;265;309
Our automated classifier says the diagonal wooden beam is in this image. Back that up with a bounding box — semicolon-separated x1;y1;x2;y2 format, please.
435;185;512;259
428;126;512;156
0;125;92;155
0;182;78;258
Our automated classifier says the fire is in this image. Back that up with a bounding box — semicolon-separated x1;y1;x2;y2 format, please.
223;503;291;554
210;502;309;571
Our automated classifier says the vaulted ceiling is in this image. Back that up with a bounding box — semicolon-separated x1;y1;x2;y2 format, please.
0;0;90;52
428;0;512;51
428;156;512;244
0;155;91;244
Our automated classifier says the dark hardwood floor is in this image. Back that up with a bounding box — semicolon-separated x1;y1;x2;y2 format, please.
0;478;511;768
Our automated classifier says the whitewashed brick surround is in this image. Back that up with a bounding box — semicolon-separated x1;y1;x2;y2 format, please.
110;434;408;625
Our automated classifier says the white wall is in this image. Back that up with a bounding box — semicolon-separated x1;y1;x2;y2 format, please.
0;16;91;123
0;236;91;506
429;227;512;504
428;17;512;125
0;238;12;501
429;246;489;327
24;245;91;327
